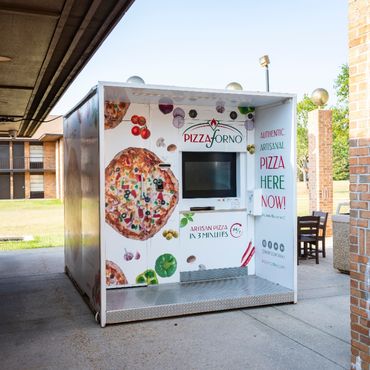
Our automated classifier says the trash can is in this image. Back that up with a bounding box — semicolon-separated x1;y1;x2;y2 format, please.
332;202;350;273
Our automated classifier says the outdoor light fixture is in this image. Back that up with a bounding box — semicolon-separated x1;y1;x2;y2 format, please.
8;129;17;139
259;55;270;92
225;82;243;91
311;88;329;108
126;75;145;84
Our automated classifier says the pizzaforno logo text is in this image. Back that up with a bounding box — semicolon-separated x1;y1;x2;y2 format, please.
182;120;243;148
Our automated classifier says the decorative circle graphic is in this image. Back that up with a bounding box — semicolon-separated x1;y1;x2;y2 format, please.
230;223;243;238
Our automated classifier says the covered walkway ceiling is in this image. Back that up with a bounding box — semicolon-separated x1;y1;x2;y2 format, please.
0;0;134;137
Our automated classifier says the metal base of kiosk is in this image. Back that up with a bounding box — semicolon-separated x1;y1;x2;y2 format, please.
106;275;294;324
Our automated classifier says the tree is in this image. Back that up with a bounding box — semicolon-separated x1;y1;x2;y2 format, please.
334;64;349;105
296;64;349;182
332;64;349;180
296;95;317;183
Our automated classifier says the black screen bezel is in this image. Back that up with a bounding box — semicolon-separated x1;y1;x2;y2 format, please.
182;151;237;198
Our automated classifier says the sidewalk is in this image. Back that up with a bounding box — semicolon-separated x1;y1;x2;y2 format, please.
0;241;349;370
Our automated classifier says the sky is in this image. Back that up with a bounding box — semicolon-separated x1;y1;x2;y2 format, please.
51;0;348;115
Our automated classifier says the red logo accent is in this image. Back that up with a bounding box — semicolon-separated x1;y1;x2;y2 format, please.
210;119;218;130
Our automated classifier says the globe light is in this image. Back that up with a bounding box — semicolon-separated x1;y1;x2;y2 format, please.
311;88;329;107
126;75;145;84
225;82;243;91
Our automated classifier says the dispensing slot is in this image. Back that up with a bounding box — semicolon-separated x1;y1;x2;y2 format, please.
189;206;215;211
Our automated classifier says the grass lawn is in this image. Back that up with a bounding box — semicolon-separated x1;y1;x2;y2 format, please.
0;181;349;250
297;180;349;216
0;199;64;251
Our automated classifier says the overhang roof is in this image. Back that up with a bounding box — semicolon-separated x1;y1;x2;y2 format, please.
0;0;134;138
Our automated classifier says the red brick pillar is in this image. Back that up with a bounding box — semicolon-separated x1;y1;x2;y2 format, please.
349;0;370;368
308;109;333;236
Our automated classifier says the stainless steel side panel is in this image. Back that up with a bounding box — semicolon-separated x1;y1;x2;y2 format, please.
64;90;101;315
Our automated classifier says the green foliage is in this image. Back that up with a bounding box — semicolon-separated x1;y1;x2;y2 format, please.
334;64;349;105
296;95;317;181
332;64;349;180
332;106;349;180
297;94;318;128
296;64;349;181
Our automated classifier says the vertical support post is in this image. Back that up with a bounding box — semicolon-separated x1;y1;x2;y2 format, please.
348;1;370;367
60;138;64;200
9;141;13;199
307;109;333;236
265;66;270;92
24;142;30;199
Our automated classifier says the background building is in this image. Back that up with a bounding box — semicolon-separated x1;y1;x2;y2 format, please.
0;116;63;199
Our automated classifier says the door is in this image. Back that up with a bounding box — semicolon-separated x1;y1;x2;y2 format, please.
13;173;25;199
13;142;25;169
0;173;10;199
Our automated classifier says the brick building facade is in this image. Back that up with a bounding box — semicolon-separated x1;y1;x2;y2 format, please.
348;0;370;369
0;116;63;200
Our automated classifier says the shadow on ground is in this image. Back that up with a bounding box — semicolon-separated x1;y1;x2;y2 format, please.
0;243;349;370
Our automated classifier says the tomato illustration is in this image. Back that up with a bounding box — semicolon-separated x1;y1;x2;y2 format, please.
138;116;146;126
131;115;139;124
131;126;140;136
140;127;151;139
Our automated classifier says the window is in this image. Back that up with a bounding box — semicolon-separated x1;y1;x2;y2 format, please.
30;144;44;169
30;174;44;198
0;142;10;169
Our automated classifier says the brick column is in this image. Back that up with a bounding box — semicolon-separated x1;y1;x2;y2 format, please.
55;140;59;199
43;142;55;170
59;138;64;200
9;141;13;199
308;109;333;236
349;0;370;368
24;142;30;198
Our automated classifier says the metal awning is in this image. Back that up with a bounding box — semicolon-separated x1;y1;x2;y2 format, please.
0;0;134;137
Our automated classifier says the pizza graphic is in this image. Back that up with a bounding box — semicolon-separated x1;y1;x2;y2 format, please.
104;101;130;129
106;260;128;286
105;147;179;240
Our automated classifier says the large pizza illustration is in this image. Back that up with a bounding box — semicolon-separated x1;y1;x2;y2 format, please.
106;260;128;286
105;147;179;240
104;101;130;129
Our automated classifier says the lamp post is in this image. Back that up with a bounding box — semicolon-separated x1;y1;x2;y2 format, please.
259;55;270;92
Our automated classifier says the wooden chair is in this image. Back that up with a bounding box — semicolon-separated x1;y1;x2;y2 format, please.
297;216;320;264
312;211;328;258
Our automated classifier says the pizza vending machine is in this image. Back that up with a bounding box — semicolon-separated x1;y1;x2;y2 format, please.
64;82;297;326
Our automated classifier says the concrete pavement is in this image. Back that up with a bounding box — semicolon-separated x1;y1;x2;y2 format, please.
0;243;349;370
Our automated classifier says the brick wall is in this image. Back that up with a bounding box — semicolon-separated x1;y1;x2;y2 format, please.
43;141;57;198
43;142;56;170
59;138;64;199
44;172;56;198
348;0;370;369
308;109;333;236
